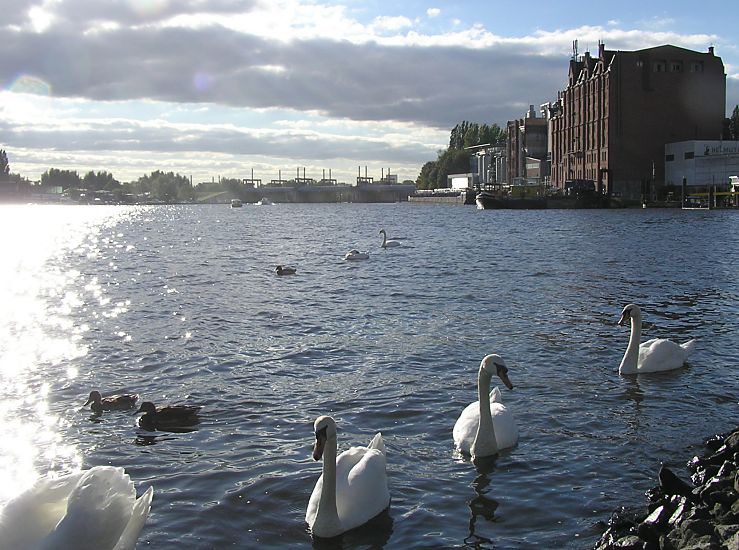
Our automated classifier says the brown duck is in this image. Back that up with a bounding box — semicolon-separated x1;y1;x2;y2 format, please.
136;401;201;431
85;390;139;415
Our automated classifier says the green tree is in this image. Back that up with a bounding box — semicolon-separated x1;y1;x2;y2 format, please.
136;171;194;203
41;168;81;189
0;150;9;181
83;170;120;191
729;105;739;140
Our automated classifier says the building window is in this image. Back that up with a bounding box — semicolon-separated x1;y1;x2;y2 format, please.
689;61;704;72
665;154;675;162
670;61;683;72
653;60;666;72
636;60;643;68
684;151;694;160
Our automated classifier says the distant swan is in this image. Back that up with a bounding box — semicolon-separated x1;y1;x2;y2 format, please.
618;304;697;374
453;354;518;459
306;415;390;538
0;466;153;549
275;265;297;276
84;390;139;415
379;229;400;248
344;249;369;261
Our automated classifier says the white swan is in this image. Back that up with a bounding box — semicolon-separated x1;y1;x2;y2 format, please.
618;303;697;375
0;466;153;550
379;229;400;248
453;354;518;459
344;249;369;261
306;415;390;538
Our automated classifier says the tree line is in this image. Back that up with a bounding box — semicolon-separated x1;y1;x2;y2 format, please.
415;121;505;190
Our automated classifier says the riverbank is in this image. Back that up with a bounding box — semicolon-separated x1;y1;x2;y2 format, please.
593;426;739;550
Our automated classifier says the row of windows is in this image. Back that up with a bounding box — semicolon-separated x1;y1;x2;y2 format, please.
637;60;704;73
665;151;694;162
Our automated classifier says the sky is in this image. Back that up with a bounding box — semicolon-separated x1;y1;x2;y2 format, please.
1;0;738;185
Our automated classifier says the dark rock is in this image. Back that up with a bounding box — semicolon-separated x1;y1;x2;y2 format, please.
613;535;645;549
725;431;739;453
660;465;699;504
593;426;739;550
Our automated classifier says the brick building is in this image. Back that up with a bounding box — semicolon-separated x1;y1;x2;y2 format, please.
506;105;548;184
549;43;726;200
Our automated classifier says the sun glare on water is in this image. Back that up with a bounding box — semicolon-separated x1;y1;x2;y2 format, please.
0;205;131;502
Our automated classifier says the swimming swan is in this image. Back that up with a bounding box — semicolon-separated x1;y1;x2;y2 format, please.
306;415;390;538
0;466;153;550
379;229;400;248
344;250;369;261
618;303;697;375
453;354;518;459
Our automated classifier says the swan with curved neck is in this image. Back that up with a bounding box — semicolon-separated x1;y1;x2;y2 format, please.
306;415;390;538
618;304;697;374
453;354;517;459
379;229;400;248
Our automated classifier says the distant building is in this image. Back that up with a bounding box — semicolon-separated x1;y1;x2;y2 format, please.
549;42;726;200
665;140;739;188
506;105;548;184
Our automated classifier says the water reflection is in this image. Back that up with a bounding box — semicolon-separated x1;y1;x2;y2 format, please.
310;508;394;549
465;465;501;549
0;205;132;503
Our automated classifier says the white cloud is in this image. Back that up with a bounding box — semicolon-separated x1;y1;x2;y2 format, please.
426;8;440;18
372;15;413;33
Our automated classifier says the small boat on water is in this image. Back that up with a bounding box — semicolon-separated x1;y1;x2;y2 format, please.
475;190;547;210
256;197;274;206
231;199;243;208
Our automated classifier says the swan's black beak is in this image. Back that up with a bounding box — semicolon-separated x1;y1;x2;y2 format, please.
618;311;630;326
495;363;514;390
83;399;93;407
312;427;327;461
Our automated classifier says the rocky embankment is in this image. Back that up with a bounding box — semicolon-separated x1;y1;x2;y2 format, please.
594;426;739;550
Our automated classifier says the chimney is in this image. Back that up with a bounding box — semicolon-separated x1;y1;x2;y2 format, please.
708;46;714;55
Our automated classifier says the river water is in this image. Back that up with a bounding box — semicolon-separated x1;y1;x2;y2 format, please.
0;202;737;549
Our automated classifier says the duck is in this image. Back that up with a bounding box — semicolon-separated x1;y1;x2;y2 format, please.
305;415;390;538
453;354;518;459
0;465;153;549
344;249;369;261
85;390;139;415
618;304;697;374
136;401;201;431
275;265;297;276
379;229;401;248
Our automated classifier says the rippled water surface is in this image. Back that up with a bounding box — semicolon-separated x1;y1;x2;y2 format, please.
1;203;738;549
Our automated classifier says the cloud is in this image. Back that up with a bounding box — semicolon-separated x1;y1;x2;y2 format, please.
1;0;736;182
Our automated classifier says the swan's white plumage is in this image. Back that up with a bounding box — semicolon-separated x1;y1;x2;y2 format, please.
618;304;697;374
379;229;400;248
306;418;389;538
453;387;518;454
0;466;153;550
344;250;369;261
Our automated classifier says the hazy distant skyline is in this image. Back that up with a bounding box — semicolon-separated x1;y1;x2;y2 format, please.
1;0;737;184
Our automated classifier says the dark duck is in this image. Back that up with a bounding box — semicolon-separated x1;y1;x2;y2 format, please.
85;390;139;415
136;401;201;431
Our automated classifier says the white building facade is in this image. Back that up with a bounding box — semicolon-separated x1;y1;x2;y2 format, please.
665;141;739;188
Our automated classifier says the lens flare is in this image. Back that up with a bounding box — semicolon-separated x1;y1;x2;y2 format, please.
8;75;52;96
192;72;213;93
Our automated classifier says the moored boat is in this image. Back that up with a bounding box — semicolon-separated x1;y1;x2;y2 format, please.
475;190;547;210
230;199;243;208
